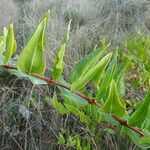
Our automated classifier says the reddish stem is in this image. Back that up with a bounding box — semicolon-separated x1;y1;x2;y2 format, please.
1;64;145;137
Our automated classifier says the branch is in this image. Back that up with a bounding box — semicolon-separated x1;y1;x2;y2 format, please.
32;73;100;107
0;64;145;137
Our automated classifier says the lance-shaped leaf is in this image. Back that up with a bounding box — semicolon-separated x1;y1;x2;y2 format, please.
52;20;71;80
129;88;150;128
51;93;68;115
143;107;150;132
58;77;87;105
114;58;131;97
121;127;141;147
3;24;16;64
103;80;126;117
71;53;112;91
17;10;50;75
139;137;150;149
8;69;47;85
0;36;5;64
96;51;117;100
70;45;109;83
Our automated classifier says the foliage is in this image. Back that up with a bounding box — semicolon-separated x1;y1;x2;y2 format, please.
0;10;150;149
17;10;50;75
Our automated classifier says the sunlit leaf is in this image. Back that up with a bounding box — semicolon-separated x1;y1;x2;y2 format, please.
70;45;109;83
52;20;71;80
115;58;131;97
96;51;117;100
71;53;112;91
17;10;50;75
3;24;16;64
103;80;126;117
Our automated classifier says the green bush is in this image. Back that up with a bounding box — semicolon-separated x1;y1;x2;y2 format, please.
0;10;150;149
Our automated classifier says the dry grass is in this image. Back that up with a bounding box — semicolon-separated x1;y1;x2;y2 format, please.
0;0;19;31
13;0;150;74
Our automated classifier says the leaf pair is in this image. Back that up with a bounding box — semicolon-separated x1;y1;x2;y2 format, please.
17;10;71;77
70;46;112;91
96;52;131;100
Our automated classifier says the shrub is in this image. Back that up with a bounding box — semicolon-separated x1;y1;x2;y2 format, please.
0;10;150;149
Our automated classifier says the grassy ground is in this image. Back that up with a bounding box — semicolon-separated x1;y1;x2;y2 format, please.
0;0;150;149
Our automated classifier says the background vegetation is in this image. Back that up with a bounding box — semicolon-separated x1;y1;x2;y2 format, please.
0;0;150;149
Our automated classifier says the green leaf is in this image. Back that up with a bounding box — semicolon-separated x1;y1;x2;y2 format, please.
84;105;103;122
71;52;112;91
102;112;120;126
58;77;87;105
3;24;16;64
139;137;150;148
121;127;150;149
103;80;126;117
96;51;117;100
0;36;5;64
129;88;150;128
51;93;68;115
64;103;90;124
70;45;109;83
7;69;47;84
58;133;65;144
143;107;150;132
121;127;141;147
52;20;71;80
17;10;50;75
114;58;131;97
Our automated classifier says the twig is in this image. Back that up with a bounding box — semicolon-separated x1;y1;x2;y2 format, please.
31;74;145;137
0;64;145;137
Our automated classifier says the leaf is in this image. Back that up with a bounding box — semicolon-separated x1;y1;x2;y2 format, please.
3;24;16;64
64;103;90;124
7;69;47;84
102;112;120;126
139;137;150;148
143;107;150;132
58;77;87;105
58;133;65;144
51;93;68;115
84;105;102;122
70;45;109;83
71;52;112;91
52;20;71;80
114;58;131;97
121;127;141;147
121;127;150;149
96;51;117;100
103;80;126;117
0;36;5;64
17;10;50;75
129;88;150;128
